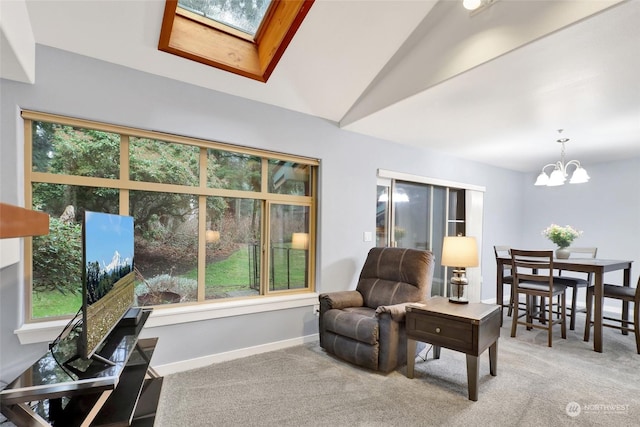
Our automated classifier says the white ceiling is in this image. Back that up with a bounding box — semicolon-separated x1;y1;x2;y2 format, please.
2;0;639;173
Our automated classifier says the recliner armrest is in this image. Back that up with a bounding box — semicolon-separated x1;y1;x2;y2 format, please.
319;291;364;310
376;301;422;322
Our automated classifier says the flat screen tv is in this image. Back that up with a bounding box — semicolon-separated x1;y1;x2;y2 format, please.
78;211;135;363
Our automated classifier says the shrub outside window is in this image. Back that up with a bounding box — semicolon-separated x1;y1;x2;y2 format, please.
24;111;317;321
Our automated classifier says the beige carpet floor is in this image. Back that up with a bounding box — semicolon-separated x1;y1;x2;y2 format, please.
155;313;640;426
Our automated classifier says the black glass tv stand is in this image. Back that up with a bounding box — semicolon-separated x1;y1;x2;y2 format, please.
0;309;162;426
63;352;116;377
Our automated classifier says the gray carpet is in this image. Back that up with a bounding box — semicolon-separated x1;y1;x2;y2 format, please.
155;313;640;426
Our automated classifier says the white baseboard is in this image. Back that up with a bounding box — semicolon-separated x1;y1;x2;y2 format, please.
152;333;320;377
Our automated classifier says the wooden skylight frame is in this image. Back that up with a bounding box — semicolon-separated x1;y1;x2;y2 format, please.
158;0;314;82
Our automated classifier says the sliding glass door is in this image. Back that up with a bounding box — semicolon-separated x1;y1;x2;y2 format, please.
377;180;446;296
376;174;482;299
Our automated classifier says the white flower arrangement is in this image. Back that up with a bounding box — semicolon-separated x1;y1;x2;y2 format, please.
542;224;582;248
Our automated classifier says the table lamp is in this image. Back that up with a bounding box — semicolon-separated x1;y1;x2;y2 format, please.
441;235;478;304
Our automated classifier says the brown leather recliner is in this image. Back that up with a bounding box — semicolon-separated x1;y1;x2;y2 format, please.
319;247;434;373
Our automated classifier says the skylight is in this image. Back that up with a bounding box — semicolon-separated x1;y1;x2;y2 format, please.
159;0;314;82
178;0;272;39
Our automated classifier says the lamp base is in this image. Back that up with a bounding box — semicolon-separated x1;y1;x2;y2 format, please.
449;272;469;304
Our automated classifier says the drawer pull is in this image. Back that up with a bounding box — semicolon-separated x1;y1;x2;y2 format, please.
435;327;441;333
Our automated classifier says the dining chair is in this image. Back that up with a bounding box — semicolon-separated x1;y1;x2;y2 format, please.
554;247;598;331
510;249;567;347
494;245;516;317
584;276;640;354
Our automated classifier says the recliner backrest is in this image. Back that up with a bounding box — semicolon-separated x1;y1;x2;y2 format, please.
356;247;434;309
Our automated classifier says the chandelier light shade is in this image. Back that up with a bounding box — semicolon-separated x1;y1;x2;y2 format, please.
534;130;590;187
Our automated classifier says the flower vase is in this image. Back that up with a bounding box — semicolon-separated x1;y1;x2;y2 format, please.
555;247;570;259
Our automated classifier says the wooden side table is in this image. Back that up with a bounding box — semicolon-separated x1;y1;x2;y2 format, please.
406;297;501;401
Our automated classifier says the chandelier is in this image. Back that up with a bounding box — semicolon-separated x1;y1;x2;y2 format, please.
534;130;590;187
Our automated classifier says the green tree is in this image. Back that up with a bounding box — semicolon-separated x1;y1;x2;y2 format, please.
32;217;82;295
32;121;57;173
129;138;199;234
33;125;121;220
208;150;261;234
34;128;202;234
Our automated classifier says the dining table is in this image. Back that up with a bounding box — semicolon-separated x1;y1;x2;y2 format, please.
496;256;633;352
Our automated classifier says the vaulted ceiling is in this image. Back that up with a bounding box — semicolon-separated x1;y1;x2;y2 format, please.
2;0;639;172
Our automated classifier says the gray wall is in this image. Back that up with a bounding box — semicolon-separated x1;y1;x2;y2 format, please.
1;45;637;382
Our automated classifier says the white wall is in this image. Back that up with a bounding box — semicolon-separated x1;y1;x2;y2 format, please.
2;45;635;382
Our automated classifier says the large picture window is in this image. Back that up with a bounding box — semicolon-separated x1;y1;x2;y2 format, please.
24;111;318;321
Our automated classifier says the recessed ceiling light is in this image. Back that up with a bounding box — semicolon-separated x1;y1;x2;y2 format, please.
463;0;482;11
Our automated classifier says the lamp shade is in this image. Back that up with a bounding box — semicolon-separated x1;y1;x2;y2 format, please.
291;232;309;250
569;166;590;184
441;236;478;267
534;172;549;186
548;168;566;186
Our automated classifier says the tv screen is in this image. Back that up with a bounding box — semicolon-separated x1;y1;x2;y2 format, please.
79;211;135;361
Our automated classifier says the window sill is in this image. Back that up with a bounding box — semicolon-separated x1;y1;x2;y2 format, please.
15;293;319;345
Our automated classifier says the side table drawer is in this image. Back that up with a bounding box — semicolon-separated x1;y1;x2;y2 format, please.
407;313;473;353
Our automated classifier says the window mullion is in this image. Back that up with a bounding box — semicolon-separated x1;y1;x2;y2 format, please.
120;135;129;215
261;158;268;193
261;200;270;295
198;195;207;302
198;148;208;302
23;118;35;321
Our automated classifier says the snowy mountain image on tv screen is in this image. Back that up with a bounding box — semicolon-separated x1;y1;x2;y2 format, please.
84;212;134;305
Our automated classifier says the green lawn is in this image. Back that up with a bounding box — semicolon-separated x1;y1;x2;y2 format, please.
32;290;82;319
270;245;307;289
187;244;307;293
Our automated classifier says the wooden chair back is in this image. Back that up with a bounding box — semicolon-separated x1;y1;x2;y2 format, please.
493;245;511;259
559;247;598;284
567;247;598;258
494;245;512;271
510;249;567;347
511;249;555;296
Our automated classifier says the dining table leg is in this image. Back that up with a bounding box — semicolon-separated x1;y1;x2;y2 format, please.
622;267;631;335
497;266;504;326
594;270;603;353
